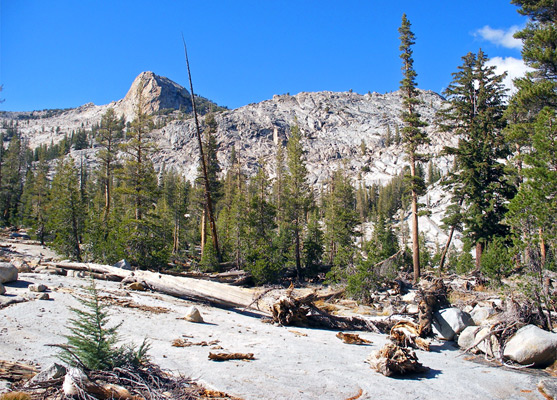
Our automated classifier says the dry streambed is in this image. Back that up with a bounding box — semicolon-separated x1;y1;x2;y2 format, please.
0;240;555;399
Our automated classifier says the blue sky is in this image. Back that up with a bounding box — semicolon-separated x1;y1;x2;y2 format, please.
1;1;528;112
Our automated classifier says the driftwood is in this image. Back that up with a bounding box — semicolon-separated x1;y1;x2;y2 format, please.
47;262;268;313
365;343;428;377
336;332;372;345
208;352;255;361
0;360;38;381
271;293;391;333
390;321;430;351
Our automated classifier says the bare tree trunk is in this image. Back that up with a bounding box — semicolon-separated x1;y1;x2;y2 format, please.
200;208;206;256
438;226;455;272
539;227;546;266
410;160;420;283
474;242;483;271
183;37;221;262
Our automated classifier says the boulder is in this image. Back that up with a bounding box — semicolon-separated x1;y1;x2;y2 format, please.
0;282;5;295
12;259;32;273
114;259;131;270
37;293;50;300
401;291;417;303
503;324;557;367
25;363;66;387
470;305;496;326
29;283;47;292
184;306;204;323
0;262;18;283
457;326;500;357
433;307;472;340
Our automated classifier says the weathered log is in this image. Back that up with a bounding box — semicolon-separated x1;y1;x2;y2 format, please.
208;352;255;361
417;278;449;337
366;343;428;377
46;262;269;314
0;360;38;381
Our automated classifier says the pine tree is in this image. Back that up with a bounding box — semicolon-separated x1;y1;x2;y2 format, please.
1;134;28;226
48;159;86;261
398;14;429;282
21;159;50;244
283;125;313;280
439;50;514;269
60;279;149;370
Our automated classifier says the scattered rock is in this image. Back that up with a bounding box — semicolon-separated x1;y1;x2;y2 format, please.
0;295;27;307
457;326;482;351
29;283;47;292
503;325;557;367
12;259;32;273
0;262;18;284
0;282;5;295
114;259;132;270
37;293;50;300
25;363;66;387
433;307;472;340
538;378;557;400
401;291;417;303
184;306;204;323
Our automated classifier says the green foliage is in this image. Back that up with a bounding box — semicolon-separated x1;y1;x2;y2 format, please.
439;50;514;266
47;159;85;261
59;279;149;370
480;236;516;282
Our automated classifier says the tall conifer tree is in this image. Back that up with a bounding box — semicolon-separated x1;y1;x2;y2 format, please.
398;14;429;282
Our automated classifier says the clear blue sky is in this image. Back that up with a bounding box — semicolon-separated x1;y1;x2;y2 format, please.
0;0;527;112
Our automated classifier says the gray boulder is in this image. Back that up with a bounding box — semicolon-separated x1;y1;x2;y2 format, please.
503;324;557;367
470;305;496;326
457;325;500;357
114;259;131;270
433;307;473;340
0;262;18;283
25;363;66;387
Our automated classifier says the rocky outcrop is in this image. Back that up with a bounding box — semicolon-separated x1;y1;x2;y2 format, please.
115;71;192;119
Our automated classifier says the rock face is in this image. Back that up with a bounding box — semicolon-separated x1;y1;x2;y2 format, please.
117;71;193;118
0;263;18;284
503;325;557;367
0;72;462;250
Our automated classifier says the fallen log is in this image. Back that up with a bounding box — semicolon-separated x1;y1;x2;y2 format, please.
46;262;268;313
366;343;428;377
0;360;38;381
208;353;255;361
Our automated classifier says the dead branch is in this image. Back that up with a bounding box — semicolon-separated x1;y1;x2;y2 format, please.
208;353;255;361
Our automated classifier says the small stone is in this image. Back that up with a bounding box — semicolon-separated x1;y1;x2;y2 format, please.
37;293;50;300
184;306;204;323
29;283;47;292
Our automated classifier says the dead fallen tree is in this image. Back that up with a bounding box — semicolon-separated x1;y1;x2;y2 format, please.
46;262;267;313
271;292;393;333
0;360;38;381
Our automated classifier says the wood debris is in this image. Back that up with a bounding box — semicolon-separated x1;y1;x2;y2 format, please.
344;388;364;400
390;321;430;351
366;343;428;377
208;353;255;361
271;293;390;333
336;332;372;345
172;339;220;347
0;360;38;381
100;296;170;314
288;329;308;337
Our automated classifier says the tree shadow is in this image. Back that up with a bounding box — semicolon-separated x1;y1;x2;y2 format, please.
429;340;459;353
4;279;33;289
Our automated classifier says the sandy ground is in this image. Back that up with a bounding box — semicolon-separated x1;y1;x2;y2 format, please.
0;271;550;400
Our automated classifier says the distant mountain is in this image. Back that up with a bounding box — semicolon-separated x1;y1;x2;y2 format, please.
0;72;461;249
